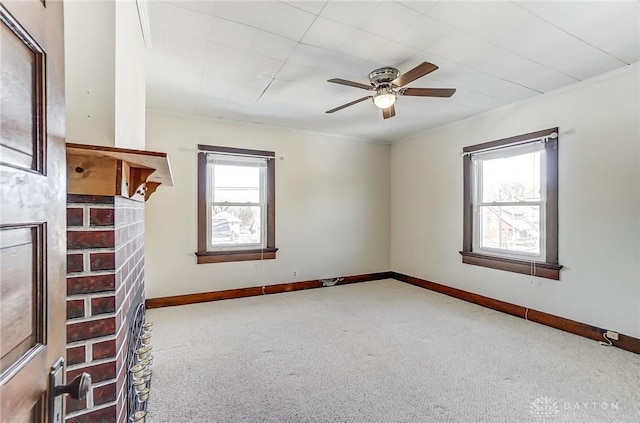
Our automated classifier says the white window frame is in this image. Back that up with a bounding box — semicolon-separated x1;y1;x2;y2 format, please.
471;142;547;261
206;154;267;252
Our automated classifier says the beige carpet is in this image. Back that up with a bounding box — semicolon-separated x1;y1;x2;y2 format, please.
145;279;640;422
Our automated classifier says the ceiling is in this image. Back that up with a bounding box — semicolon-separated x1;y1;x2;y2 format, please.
145;1;639;143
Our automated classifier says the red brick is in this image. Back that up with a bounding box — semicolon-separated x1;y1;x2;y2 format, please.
67;230;114;249
67;253;84;273
92;339;116;360
65;404;116;423
67;194;114;205
67;317;116;342
65;395;86;414
91;296;115;315
67;208;84;227
67;274;115;295
93;382;117;406
90;208;114;227
90;252;115;271
67;360;115;384
67;299;85;320
66;345;86;366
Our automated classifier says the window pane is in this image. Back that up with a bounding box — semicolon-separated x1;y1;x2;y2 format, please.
481;151;541;202
214;164;261;203
211;206;262;247
479;205;540;254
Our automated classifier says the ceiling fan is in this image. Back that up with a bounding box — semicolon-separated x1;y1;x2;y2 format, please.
325;61;456;119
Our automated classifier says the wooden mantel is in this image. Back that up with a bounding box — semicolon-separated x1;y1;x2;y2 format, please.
66;143;173;202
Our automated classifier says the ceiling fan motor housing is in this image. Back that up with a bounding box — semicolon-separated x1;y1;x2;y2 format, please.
369;67;400;87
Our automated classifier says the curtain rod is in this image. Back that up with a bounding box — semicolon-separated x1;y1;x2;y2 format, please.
460;132;558;157
202;151;275;160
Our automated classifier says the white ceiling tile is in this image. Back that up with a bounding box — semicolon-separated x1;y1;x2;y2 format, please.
249;30;298;61
487;13;627;80
396;1;438;14
204;41;247;67
357;2;421;39
213;1;272;28
425;1;529;38
199;75;233;99
144;0;634;142
194;94;252;121
149;1;211;39
428;60;539;102
517;1;639;64
201;61;241;81
447;88;507;112
286;44;379;80
373;41;420;68
335;28;389;61
319;1;382;27
302;17;353;52
162;31;210;60
251;80;327;118
228;73;274;106
423;29;480;61
456;41;578;92
275;61;335;85
208;17;257;50
260;2;317;41
283;1;327;15
241;53;285;79
303;18;387;62
165;1;216;16
394;15;453;51
145;49;204;78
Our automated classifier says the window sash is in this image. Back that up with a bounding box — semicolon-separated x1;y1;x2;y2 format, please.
471;142;547;261
205;155;268;251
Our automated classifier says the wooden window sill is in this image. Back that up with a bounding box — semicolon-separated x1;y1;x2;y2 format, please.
196;248;278;264
459;251;562;280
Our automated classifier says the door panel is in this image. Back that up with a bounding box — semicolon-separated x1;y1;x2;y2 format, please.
0;15;44;173
0;225;44;374
0;1;66;422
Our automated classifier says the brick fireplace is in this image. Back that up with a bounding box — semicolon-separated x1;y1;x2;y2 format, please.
65;195;145;422
63;143;172;422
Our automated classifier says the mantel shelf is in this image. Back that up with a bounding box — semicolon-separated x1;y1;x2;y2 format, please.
66;143;174;202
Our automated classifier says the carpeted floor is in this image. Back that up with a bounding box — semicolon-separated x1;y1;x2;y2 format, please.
145;279;640;422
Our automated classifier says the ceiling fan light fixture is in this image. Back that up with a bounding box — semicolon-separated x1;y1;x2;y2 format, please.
373;90;396;109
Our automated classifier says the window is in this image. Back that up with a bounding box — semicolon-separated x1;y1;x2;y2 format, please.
196;145;277;264
460;128;562;280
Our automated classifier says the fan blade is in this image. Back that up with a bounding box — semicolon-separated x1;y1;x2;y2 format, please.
382;104;396;119
327;78;373;90
400;87;456;97
391;62;438;87
326;96;372;114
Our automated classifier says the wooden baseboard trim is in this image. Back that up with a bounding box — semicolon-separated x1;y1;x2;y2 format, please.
145;271;392;309
391;271;640;355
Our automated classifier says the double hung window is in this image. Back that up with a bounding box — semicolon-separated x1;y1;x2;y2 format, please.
196;145;277;264
461;128;562;279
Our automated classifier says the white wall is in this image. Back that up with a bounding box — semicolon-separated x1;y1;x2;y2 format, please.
145;111;390;298
115;0;146;150
64;0;145;149
391;65;640;337
64;1;115;146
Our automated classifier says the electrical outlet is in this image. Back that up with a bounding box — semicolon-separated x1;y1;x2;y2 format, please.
605;330;619;341
293;271;297;278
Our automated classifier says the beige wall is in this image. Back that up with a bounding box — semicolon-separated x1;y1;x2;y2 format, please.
64;0;145;149
391;65;640;337
144;111;391;298
115;0;146;149
64;1;115;146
